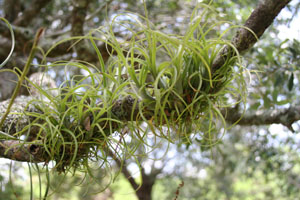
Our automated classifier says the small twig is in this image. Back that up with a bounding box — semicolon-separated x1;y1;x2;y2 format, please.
173;180;184;200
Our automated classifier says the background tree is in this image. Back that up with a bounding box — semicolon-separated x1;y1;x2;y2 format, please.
1;0;300;199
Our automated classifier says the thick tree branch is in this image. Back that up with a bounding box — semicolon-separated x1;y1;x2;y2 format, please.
0;140;47;162
4;97;300;161
0;95;143;134
212;0;291;73
0;93;144;162
226;106;300;131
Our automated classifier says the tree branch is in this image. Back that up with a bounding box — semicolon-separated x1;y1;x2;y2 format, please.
226;106;300;131
212;0;291;73
0;140;47;162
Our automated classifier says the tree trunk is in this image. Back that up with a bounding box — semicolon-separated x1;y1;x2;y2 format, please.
136;180;154;200
135;168;156;200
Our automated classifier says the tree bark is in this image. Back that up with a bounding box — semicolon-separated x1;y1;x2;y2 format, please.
225;106;300;131
136;168;156;200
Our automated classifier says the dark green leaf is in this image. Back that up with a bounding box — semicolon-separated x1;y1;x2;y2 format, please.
288;73;294;91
